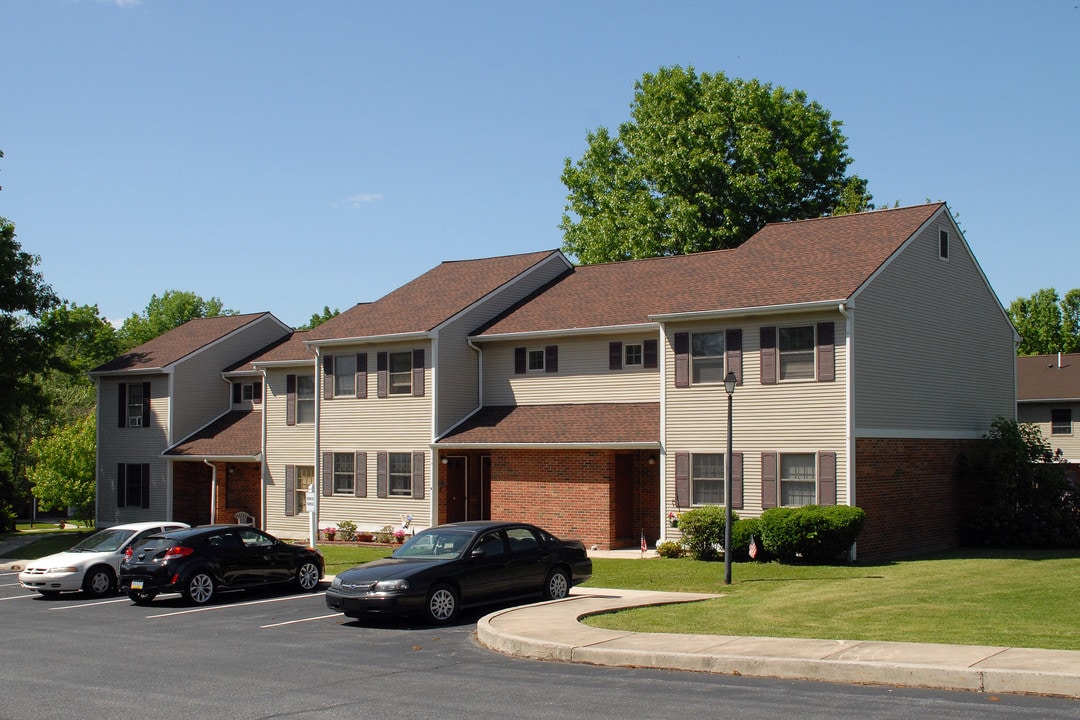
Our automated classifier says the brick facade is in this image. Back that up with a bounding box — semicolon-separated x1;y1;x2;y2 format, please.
171;460;261;527
854;437;978;560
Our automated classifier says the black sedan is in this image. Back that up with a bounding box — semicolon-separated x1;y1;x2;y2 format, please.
325;521;592;624
119;525;324;605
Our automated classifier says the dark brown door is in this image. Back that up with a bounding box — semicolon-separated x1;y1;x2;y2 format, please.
446;456;467;523
614;454;633;541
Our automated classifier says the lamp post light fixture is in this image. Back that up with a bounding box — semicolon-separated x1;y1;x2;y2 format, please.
723;370;737;585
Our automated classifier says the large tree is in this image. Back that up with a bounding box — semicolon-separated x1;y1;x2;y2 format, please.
1008;288;1080;356
28;412;96;526
117;290;236;350
560;66;872;264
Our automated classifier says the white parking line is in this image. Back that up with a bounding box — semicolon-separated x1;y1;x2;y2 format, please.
48;597;131;610
261;613;341;629
147;591;326;619
1;581;24;587
0;594;34;602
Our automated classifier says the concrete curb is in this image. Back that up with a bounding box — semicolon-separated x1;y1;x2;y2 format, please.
476;588;1080;698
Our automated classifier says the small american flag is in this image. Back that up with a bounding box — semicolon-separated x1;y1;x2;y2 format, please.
641;531;647;554
748;535;759;559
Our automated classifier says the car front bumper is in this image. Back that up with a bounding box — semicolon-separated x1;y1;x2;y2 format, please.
324;588;425;617
18;569;83;593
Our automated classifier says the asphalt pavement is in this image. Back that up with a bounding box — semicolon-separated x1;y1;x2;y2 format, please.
5;534;1079;699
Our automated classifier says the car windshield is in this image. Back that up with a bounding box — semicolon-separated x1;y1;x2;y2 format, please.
392;529;475;560
69;528;136;553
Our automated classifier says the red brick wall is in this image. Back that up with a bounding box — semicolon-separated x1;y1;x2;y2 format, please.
854;437;978;560
171;461;260;527
172;462;212;526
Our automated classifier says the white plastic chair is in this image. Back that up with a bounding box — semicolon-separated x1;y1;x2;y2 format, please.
235;511;255;525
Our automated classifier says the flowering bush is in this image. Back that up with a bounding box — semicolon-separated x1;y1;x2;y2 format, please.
667;511;680;527
323;527;337;541
393;528;406;542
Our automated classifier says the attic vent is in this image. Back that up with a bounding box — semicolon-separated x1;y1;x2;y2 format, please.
939;230;949;260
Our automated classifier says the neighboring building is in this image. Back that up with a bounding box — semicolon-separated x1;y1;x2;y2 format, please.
1017;352;1080;462
92;203;1017;560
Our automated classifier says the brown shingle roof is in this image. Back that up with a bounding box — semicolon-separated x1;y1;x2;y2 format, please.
478;204;945;336
164;410;262;458
304;250;564;342
91;313;274;374
227;330;315;371
1018;354;1080;401
438;403;659;445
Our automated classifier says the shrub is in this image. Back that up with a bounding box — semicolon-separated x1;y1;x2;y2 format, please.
336;520;357;542
375;525;395;544
677;505;737;561
655;540;687;558
759;505;865;563
0;502;14;534
730;517;770;562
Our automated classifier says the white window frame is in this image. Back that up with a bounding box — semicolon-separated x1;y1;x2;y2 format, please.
778;325;816;381
388;452;412;496
127;383;144;427
624;343;643;367
691;331;725;384
779;452;816;507
691;453;724;506
332;452;354;494
1051;408;1073;436
295;465;314;513
527;349;545;372
296;375;315;424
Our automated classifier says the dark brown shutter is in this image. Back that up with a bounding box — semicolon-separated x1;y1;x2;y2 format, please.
412;451;425;499
286;374;297;426
356;353;368;399
761;452;777;508
609;341;623;370
643;339;658;369
817;322;835;382
726;329;743;385
376;452;388;498
233;382;242;404
674;333;690;388
545;345;558;373
140;464;150;508
141;382;151;427
253;381;262;404
354;452;367;498
818;452;837;505
377;352;388;398
674;452;690;508
118;384;127;428
323;356;334;400
285;465;296;516
760;327;777;385
514;347;527;374
731;452;743;509
117;464;126;507
413;349;425;397
322;452;333;497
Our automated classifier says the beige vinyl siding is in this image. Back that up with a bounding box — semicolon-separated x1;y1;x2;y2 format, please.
1019;402;1080;462
262;366;317;538
481;335;661;405
852;215;1015;436
317;450;432;533
96;375;172;526
662;316;849;519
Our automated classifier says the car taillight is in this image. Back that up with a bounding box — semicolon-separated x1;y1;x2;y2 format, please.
124;547;133;560
163;546;194;559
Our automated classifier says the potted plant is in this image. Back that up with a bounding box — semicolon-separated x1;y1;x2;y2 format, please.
323;527;337;541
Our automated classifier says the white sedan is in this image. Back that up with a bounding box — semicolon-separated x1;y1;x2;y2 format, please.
19;521;189;598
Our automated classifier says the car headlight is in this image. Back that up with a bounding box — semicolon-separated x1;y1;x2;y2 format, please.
48;567;79;574
374;579;409;592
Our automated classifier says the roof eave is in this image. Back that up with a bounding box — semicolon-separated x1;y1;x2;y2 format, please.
305;331;431;349
649;300;848;323
473;322;661;342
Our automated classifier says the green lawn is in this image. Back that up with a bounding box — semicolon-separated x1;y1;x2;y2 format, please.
583;549;1080;651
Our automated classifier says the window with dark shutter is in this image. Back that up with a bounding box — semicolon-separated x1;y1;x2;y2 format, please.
761;452;777;508
514;347;527;374
322;356;334;400
117;464;126;507
818;452;837;505
726;329;743;385
285;465;296;516
545;345;558;373
140;464;150;509
731;452;743;509
253;381;262;403
412;349;425;397
118;384;127;428
817;322;835;382
674;333;690;388
412;451;425;499
643;339;658;369
760;327;777;385
377;352;388;398
376;451;388;498
321;452;333;497
286;375;297;426
674;452;690;507
141;382;151;427
233;382;242;404
354;452;367;497
356;353;368;399
609;341;623;370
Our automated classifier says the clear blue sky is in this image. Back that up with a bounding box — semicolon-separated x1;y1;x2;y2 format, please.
2;0;1077;329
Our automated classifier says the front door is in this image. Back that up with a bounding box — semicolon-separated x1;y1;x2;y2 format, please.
614;454;634;543
445;456;467;523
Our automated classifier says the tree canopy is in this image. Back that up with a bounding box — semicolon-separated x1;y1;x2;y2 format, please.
28;412;96;526
560;66;872;264
300;305;340;330
1008;288;1080;356
117;290;236;350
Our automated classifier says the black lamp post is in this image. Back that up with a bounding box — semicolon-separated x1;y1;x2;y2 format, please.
724;370;737;585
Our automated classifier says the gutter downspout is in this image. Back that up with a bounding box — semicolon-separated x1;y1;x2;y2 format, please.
258;368;269;530
203;459;217;524
311;348;322;549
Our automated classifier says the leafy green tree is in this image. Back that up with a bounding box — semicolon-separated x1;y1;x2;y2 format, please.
28;413;96;526
300;305;340;330
117;290;236;350
1008;288;1080;355
38;303;119;421
560;66;872;264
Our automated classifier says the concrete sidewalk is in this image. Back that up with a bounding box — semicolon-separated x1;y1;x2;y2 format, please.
477;587;1080;699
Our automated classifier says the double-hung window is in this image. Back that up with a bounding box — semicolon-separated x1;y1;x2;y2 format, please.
296;376;315;423
780;453;816;506
295;466;314;512
778;326;815;380
528;349;546;371
333;355;356;396
1052;409;1073;435
388;351;412;395
388;452;413;496
691;332;725;384
333;453;355;494
691;453;724;505
127;384;144;427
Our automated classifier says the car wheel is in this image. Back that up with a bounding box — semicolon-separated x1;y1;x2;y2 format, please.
82;566;115;597
295;561;321;592
128;590;157;605
425;583;459;625
543;568;570;600
182;571;216;605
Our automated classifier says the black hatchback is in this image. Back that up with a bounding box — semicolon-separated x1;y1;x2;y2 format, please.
119;525;324;605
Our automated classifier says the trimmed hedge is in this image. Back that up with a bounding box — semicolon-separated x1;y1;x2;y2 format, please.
759;505;865;563
676;505;736;561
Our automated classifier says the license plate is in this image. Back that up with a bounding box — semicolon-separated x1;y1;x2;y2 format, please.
130;580;144;590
